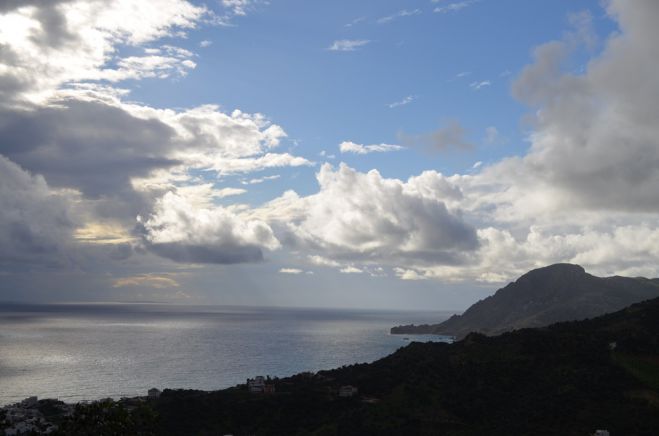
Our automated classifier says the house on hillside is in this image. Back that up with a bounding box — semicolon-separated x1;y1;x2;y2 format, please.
247;376;266;393
247;376;275;394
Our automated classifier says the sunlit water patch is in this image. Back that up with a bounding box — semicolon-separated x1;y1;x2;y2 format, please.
0;303;453;405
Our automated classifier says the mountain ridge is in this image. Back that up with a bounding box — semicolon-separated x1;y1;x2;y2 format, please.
391;263;659;339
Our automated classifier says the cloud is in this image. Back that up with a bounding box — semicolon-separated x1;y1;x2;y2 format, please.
242;175;281;185
261;163;477;266
112;274;180;288
0;0;309;270
344;17;365;28
388;95;416;108
377;9;421;24
506;0;659;212
394;268;427;281
469;80;491;90
0;156;77;268
339;141;404;154
279;268;304;274
400;120;472;152
0;93;310;229
328;39;370;52
139;190;280;264
97;47;197;82
433;1;477;14
221;0;256;16
484;126;501;145
308;255;341;268
215;188;247;198
340;266;364;274
0;0;207;104
405;0;659;283
199;40;212;47
0;100;179;204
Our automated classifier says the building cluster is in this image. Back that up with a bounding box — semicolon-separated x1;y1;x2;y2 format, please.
0;397;73;435
246;376;276;394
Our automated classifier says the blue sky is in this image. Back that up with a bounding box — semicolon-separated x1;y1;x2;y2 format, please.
129;0;614;200
1;0;658;310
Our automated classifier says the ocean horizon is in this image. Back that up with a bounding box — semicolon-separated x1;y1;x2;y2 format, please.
0;303;453;406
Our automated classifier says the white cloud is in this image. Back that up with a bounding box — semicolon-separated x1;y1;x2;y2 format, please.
308;255;341;268
377;9;421;24
340;266;364;274
279;268;304;274
260;163;477;266
215;187;247;198
339;141;404;154
434;1;477;14
241;175;281;185
388;95;416;108
140;190;280;264
0;0;207;104
221;0;255;16
328;39;370;52
394;268;427;281
469;80;491;90
199;40;212;47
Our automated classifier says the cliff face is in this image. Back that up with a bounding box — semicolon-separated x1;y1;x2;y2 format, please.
392;263;659;339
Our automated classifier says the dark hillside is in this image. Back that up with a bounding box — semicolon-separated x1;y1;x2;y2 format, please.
392;264;659;339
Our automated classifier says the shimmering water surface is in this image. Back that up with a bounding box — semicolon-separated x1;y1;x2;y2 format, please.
0;303;452;405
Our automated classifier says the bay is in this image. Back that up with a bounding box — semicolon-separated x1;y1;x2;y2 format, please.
0;303;452;405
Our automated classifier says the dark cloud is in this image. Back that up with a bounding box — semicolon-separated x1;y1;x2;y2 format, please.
0;155;75;269
0;0;75;13
0;100;178;197
0;99;181;222
29;3;80;49
399;120;473;152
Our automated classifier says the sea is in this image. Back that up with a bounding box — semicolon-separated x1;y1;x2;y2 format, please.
0;303;453;406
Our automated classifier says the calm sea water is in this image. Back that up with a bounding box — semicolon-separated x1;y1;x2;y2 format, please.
0;303;452;405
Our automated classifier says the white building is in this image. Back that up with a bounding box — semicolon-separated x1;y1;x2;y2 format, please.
247;376;266;393
148;388;161;399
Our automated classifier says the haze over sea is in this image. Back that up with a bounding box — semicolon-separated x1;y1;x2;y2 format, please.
0;303;452;406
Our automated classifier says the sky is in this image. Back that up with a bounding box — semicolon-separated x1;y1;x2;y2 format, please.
1;0;658;310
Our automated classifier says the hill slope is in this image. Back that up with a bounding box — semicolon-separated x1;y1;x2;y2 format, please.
392;263;659;339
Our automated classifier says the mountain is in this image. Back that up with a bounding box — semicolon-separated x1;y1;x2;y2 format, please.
391;263;659;339
51;295;659;435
